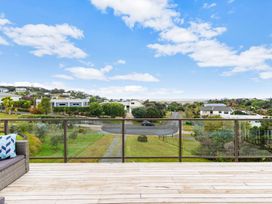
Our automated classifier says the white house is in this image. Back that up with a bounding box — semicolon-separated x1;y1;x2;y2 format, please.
118;100;144;114
36;98;89;107
15;87;27;93
0;93;21;103
0;88;9;93
200;104;233;117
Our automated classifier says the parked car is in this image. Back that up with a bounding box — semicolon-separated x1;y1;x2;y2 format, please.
141;120;155;126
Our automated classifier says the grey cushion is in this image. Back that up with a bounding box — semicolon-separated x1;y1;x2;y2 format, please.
0;197;4;204
0;155;25;171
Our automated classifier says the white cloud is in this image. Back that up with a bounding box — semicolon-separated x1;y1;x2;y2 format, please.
90;0;181;31
110;72;159;82
228;0;235;4
259;72;272;79
0;81;68;90
66;65;112;80
66;65;159;82
0;36;8;45
3;23;87;58
53;74;74;80
91;0;272;79
116;59;126;64
0;17;11;26
203;3;216;9
88;85;183;99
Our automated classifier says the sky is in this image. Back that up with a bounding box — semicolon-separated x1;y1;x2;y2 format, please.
0;0;272;100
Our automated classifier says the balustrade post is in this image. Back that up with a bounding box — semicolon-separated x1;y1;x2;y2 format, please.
63;120;68;163
178;120;182;162
121;119;125;163
4;120;8;135
234;120;240;162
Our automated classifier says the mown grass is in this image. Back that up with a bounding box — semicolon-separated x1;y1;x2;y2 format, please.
125;134;208;162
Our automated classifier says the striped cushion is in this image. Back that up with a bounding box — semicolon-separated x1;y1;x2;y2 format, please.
0;134;17;160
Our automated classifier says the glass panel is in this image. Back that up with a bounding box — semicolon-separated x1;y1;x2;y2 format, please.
239;120;272;160
125;119;179;162
68;119;121;163
9;120;64;162
184;120;235;161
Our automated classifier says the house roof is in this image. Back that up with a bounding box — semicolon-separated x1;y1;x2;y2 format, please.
201;104;232;112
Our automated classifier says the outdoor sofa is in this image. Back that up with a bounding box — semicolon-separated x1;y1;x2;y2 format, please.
0;140;29;191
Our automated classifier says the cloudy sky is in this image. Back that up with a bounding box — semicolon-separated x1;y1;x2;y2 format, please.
0;0;272;99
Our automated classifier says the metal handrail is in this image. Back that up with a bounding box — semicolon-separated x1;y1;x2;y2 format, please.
2;118;272;163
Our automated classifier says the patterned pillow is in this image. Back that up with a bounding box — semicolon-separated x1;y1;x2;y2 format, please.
0;134;17;160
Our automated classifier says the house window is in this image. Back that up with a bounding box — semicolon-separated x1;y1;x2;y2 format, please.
219;111;222;113
210;111;213;114
224;111;229;114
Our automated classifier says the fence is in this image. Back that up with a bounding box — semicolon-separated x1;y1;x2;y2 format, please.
1;118;272;162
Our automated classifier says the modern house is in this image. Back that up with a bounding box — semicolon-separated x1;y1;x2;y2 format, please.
118;100;144;114
200;103;233;117
0;93;21;103
15;87;27;93
0;88;9;93
36;98;89;107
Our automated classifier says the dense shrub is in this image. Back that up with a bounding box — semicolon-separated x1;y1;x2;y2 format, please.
89;102;103;117
69;130;78;140
137;135;148;142
26;133;42;156
50;134;63;150
34;123;48;141
102;103;125;118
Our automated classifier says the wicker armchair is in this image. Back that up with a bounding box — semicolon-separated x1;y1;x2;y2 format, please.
0;140;29;191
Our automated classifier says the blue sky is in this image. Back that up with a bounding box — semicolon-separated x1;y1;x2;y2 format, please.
0;0;272;99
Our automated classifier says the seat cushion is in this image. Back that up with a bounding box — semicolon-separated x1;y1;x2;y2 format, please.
0;134;17;159
0;155;25;171
0;197;4;204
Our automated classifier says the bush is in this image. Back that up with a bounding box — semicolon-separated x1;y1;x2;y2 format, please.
26;133;42;156
11;122;34;133
50;134;63;150
69;130;78;140
137;135;148;142
102;103;125;118
35;123;48;141
78;127;87;134
89;102;103;117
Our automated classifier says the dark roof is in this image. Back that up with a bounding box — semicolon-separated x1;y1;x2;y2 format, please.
201;106;232;112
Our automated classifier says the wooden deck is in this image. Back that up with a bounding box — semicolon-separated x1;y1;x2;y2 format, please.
1;163;272;203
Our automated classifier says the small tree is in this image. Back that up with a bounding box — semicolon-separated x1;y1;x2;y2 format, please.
89;102;103;117
37;97;51;114
102;103;125;118
1;97;14;115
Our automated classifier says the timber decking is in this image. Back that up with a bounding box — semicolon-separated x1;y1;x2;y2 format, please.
1;163;272;203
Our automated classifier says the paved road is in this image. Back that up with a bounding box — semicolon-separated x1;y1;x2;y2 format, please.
101;112;180;136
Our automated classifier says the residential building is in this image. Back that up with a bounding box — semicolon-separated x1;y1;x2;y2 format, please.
0;93;21;103
0;88;9;93
15;87;27;93
200;104;233;117
36;98;89;107
118;100;144;114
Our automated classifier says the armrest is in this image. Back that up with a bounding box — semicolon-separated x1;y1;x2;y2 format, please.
16;140;29;172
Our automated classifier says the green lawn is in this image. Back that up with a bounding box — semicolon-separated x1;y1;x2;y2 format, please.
31;128;114;163
0;112;19;119
125;134;208;162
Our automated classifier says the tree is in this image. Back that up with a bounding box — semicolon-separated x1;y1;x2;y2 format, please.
132;106;164;118
132;107;146;118
102;102;125;118
37;97;51;114
1;97;14;115
89;102;103;117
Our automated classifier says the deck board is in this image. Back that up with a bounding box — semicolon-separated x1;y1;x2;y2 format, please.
1;163;272;203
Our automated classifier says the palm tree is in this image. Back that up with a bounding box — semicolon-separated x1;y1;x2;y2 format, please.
1;97;14;115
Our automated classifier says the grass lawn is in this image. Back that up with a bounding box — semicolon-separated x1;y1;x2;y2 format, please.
125;134;208;162
32;129;114;163
0;112;19;119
